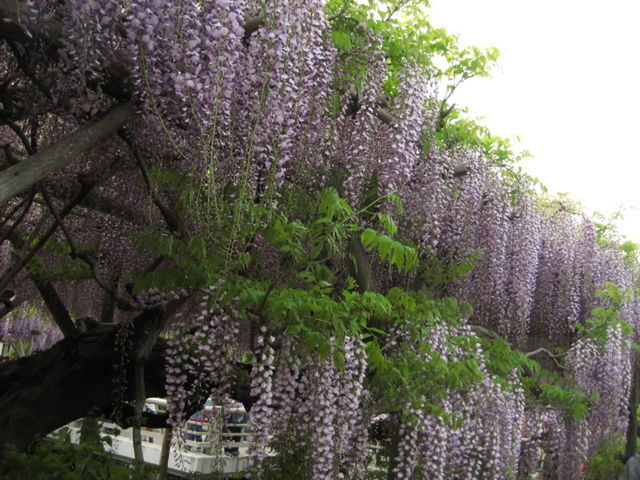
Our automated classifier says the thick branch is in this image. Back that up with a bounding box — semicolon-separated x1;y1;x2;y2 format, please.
30;277;77;336
0;311;253;454
0;1;60;44
5;228;77;335
348;236;378;294
0;102;134;204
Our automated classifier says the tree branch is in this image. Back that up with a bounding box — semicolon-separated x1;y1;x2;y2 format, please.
348;236;378;294
38;189;143;312
118;129;183;235
0;310;255;454
525;347;566;370
5;38;51;99
0;178;95;295
5;229;77;336
0;189;34;244
0;102;134;204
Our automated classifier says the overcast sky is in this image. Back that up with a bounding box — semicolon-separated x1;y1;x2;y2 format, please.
428;0;640;242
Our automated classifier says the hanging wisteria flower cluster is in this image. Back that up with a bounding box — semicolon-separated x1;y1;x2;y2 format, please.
559;323;633;476
389;323;526;479
164;285;240;429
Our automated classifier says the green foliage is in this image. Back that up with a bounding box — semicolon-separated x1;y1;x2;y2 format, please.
133;183;600;429
538;382;596;420
478;335;595;420
433;108;531;169
324;0;498;97
480;337;540;379
620;240;640;270
584;433;626;480
257;428;315;480
592;209;626;247
577;282;635;344
360;228;417;273
0;430;146;480
417;250;481;294
133;231;224;292
25;239;90;282
190;189;506;412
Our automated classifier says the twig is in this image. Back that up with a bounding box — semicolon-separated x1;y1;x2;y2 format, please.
0;189;34;246
40;186;143;311
118;129;183;235
0;178;95;295
383;0;409;22
328;1;350;22
468;324;501;340
3;119;33;154
525;347;566;370
5;38;51;99
0;192;32;234
1;142;22;166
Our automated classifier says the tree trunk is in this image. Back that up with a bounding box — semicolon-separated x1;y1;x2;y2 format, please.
156;428;172;480
386;412;402;480
0;309;253;455
0;319;163;454
626;358;640;460
132;359;146;472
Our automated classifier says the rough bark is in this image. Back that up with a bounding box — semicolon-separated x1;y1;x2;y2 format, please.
348;236;378;294
0;102;134;204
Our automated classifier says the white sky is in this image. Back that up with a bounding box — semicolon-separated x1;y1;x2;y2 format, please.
428;0;640;242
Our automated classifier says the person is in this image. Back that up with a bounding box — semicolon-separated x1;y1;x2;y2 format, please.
620;453;640;480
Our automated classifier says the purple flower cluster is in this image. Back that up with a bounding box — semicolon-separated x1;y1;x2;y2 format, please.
54;0;122;115
248;330;276;464
127;0;245;126
164;286;240;429
239;0;336;189
387;323;526;479
244;334;369;478
4;1;640;476
338;33;388;207
0;311;63;355
558;324;632;476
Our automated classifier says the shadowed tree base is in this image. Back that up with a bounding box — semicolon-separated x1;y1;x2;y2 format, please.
0;311;253;455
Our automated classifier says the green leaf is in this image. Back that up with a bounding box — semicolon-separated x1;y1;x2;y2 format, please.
360;228;377;247
331;30;353;50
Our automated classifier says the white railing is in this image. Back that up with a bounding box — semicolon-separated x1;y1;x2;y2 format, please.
61;399;387;477
62;398;254;477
